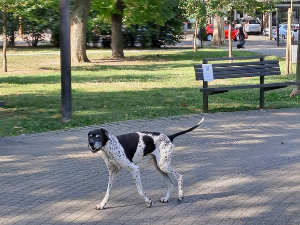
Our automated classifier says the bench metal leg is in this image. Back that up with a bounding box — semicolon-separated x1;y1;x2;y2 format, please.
260;89;264;109
203;92;208;112
202;81;209;112
260;76;264;109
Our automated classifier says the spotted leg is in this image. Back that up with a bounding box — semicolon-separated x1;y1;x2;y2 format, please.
128;165;152;207
151;153;174;203
158;144;184;201
96;154;119;210
159;164;183;201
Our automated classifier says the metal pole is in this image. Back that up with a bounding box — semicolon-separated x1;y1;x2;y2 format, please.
276;8;279;46
290;0;294;74
59;0;72;122
268;13;272;40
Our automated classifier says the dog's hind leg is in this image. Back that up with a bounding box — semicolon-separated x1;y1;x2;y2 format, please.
169;168;183;201
158;144;184;201
160;164;183;201
96;155;119;210
151;153;174;203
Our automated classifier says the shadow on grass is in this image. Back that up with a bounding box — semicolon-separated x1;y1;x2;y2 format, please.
1;84;299;137
0;50;260;85
0;73;166;85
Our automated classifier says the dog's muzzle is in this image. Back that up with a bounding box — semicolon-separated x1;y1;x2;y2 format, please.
88;141;102;153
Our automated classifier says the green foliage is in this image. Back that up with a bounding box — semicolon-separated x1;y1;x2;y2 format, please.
179;0;206;21
92;0;179;26
0;0;61;46
88;0;186;47
197;26;208;43
0;0;25;12
206;0;280;18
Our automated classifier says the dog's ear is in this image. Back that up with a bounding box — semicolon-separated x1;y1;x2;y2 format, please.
101;128;111;141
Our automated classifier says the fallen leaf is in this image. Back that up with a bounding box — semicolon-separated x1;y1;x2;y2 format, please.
178;102;187;106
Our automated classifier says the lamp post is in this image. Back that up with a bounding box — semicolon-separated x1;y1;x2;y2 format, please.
59;0;72;122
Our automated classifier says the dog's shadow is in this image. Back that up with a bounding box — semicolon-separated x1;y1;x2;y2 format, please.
181;191;236;203
103;191;235;210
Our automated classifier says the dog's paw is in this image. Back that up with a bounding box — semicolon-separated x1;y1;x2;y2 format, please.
95;203;105;210
146;199;153;208
178;190;184;201
160;197;169;203
178;196;184;201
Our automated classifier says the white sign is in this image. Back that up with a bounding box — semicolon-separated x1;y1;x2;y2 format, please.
202;64;214;81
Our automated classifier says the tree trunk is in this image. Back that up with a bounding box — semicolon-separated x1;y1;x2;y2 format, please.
111;0;125;58
228;22;232;58
3;11;7;72
10;29;15;47
70;0;91;63
290;10;300;97
228;11;233;58
19;16;23;38
193;18;198;52
32;32;39;47
211;15;226;46
285;8;292;75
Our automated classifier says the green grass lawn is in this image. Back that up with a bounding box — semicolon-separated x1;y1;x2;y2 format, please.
0;48;299;137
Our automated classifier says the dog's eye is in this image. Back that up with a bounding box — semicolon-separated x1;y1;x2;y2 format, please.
96;135;100;138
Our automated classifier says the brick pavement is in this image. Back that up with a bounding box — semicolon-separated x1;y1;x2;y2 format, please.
1;108;300;225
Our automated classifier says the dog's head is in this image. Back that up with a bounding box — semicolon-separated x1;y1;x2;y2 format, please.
88;128;111;153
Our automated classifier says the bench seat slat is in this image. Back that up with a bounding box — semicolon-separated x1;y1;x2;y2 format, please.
200;82;299;92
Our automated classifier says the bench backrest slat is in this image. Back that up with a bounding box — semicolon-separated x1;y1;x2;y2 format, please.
195;60;281;80
202;56;264;63
195;60;278;68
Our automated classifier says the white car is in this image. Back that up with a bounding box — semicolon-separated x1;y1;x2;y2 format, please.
235;18;261;34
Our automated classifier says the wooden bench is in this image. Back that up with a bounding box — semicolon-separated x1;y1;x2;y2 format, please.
195;56;299;112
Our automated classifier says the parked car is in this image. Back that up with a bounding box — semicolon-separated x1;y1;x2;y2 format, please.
272;24;298;40
100;26;183;48
235;17;261;34
205;24;239;41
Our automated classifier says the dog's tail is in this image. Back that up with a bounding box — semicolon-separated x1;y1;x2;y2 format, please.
167;117;204;142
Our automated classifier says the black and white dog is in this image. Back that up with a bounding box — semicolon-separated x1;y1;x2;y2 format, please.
88;117;204;209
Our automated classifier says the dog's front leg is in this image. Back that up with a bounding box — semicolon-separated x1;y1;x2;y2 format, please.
130;166;152;208
96;154;119;210
96;168;118;210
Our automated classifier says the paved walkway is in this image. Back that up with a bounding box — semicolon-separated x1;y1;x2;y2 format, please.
174;34;287;58
1;108;300;225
